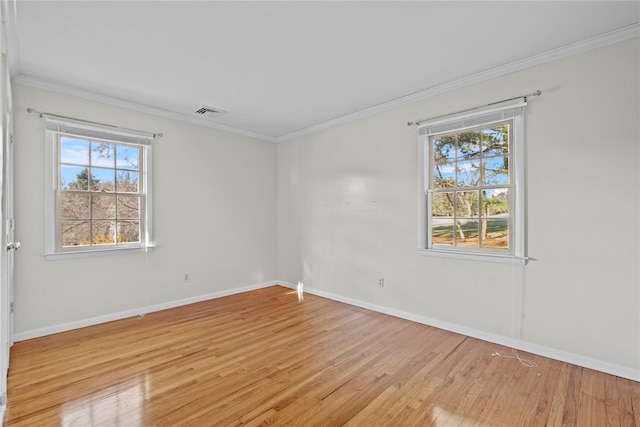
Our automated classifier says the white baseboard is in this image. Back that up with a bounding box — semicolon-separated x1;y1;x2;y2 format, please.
13;279;639;382
13;280;281;342
280;281;639;382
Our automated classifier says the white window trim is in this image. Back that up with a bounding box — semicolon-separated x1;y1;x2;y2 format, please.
417;101;527;264
43;119;155;260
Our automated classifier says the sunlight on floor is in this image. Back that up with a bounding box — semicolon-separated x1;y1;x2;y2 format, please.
285;281;305;302
297;281;304;301
61;375;148;426
432;406;480;426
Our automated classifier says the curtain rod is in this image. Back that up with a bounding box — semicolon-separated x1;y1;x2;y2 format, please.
407;90;542;127
26;108;163;138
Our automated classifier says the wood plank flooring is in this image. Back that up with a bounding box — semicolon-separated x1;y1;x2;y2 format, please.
5;285;640;426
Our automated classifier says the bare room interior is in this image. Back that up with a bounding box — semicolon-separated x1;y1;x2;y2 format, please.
0;1;638;426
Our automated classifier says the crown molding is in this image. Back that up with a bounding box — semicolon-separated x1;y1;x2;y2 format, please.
9;22;638;143
278;23;640;142
12;75;278;142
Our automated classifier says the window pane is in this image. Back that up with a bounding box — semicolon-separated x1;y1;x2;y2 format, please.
116;145;139;170
483;156;509;185
482;188;509;216
60;137;89;165
117;221;140;243
433;163;455;188
456;159;480;187
456;220;479;248
91;167;115;191
456;130;480;160
116;170;139;193
432;192;454;217
433;136;456;163
92;194;116;219
117;195;140;219
62;220;90;246
483;125;509;157
481;218;509;249
454;191;479;217
91;142;115;168
92;221;116;245
481;188;509;249
432;220;454;246
61;166;90;190
61;193;90;219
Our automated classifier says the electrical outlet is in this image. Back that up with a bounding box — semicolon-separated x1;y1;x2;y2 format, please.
184;273;190;282
378;277;384;287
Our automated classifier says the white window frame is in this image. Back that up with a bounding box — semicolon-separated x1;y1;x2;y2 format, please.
417;101;527;264
44;118;155;260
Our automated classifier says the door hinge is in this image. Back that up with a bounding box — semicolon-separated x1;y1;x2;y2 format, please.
10;302;13;314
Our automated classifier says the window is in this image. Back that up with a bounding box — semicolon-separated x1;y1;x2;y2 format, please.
44;119;154;258
418;102;526;263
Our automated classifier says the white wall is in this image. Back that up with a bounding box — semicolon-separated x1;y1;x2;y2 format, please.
277;38;640;377
12;84;278;335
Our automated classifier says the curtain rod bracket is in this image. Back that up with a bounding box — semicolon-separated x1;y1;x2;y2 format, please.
26;108;43;118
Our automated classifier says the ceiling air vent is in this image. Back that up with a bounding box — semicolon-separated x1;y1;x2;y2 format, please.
194;105;225;118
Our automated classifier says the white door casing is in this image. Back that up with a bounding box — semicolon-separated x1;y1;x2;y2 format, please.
0;1;15;406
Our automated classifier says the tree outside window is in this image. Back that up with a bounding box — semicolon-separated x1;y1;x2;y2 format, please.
430;121;511;251
59;136;142;248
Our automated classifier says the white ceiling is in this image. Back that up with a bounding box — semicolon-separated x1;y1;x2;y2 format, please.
8;1;640;140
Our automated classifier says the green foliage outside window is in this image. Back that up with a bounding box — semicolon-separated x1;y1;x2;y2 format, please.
430;122;511;250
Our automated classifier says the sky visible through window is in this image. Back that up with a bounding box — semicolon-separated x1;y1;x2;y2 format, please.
430;123;510;250
60;137;139;191
59;135;141;247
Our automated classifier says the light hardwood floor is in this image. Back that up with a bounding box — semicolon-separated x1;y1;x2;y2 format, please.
5;285;640;426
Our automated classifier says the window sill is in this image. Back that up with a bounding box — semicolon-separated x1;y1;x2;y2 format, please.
44;245;155;261
417;248;528;265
